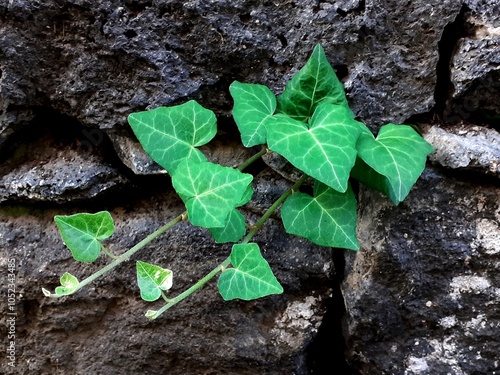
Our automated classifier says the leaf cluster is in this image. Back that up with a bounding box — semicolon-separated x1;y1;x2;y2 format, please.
44;44;433;317
231;44;434;249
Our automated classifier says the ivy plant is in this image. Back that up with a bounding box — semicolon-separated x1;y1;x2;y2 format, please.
43;44;433;319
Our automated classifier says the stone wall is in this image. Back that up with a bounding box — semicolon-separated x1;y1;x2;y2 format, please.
0;1;498;374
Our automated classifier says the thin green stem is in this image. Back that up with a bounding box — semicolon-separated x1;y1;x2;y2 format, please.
101;244;120;260
241;174;309;244
149;257;230;319
48;147;269;299
149;174;309;319
49;213;184;298
237;147;267;171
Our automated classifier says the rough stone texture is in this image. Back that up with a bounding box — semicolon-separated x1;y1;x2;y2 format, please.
445;1;500;125
0;0;499;374
343;167;500;375
0;0;462;141
424;124;500;177
0;170;336;375
448;8;500;119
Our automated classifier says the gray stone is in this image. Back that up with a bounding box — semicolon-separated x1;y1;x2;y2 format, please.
0;121;128;203
0;149;127;203
465;0;500;27
0;0;464;137
108;129;167;175
424;125;500;177
450;11;500;101
343;167;500;374
446;8;500;120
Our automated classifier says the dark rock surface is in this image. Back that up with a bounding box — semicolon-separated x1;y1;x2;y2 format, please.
0;0;499;374
0;178;337;374
343;167;500;374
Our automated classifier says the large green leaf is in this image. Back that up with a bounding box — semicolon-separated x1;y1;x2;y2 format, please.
172;160;253;228
218;243;283;301
276;44;350;122
265;102;361;192
355;124;434;204
230;81;277;147
350;157;392;197
136;261;173;302
208;209;247;243
54;211;115;262
127;100;217;174
281;181;359;250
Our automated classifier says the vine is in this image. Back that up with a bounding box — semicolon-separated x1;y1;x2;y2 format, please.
43;44;434;319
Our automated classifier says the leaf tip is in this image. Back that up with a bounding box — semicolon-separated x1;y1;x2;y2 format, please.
145;310;158;320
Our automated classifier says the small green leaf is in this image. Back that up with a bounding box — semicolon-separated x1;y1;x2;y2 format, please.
218;243;283;301
54;211;115;263
266;103;361;192
355;124;434;204
54;272;79;296
208;209;247;243
145;310;158;320
230;81;277;147
281;181;359;250
136;261;173;302
277;44;351;121
172;160;253;228
128;100;217;174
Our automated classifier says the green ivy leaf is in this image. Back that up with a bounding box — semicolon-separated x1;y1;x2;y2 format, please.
208;209;247;243
282;181;359;250
230;81;277;147
266;103;361;192
136;261;173;302
350;157;392;197
127;100;217;174
54;211;115;263
218;243;283;301
238;183;254;207
54;272;79;296
276;44;351;122
172;160;253;228
355;124;434;204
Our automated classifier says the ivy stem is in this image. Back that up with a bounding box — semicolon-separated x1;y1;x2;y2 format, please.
237;147;267;171
149;258;230;319
149;174;309;319
241;174;309;244
48;147;270;299
100;244;120;260
50;213;184;298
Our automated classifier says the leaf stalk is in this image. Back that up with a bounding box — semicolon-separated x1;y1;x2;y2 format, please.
149;174;308;319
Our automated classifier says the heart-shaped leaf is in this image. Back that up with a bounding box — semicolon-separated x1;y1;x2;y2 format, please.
208;209;247;243
128;100;217;174
355;124;434;204
230;81;277;147
54;211;115;263
218;243;283;301
172;160;253;228
277;44;351;122
266;102;361;192
51;272;79;296
282;181;359;250
136;261;173;302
